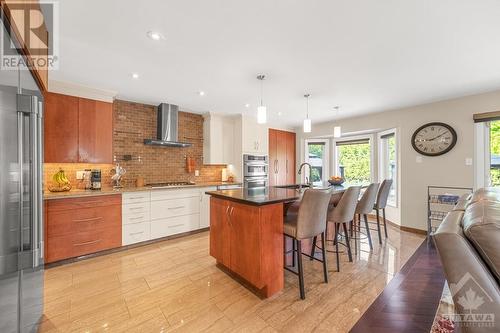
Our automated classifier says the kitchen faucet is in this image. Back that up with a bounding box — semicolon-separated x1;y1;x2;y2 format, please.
298;162;313;192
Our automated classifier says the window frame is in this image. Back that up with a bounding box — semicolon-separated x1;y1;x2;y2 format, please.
332;134;375;184
304;139;330;184
377;128;398;208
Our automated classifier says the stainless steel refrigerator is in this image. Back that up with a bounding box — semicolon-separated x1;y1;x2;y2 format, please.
0;16;44;333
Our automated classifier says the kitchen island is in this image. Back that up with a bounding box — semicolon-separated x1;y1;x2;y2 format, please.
206;185;354;298
207;187;300;298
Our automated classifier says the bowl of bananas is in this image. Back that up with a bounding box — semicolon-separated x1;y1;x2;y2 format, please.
48;168;72;192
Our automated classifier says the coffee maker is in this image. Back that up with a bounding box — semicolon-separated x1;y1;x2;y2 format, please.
91;169;102;190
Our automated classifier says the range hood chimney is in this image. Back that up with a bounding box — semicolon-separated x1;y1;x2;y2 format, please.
144;103;192;147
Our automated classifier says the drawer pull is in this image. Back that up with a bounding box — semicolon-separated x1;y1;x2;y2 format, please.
77;201;102;206
168;223;185;228
129;207;145;211
73;217;103;223
168;206;185;210
129;231;144;236
129;216;144;220
128;196;145;200
73;239;101;246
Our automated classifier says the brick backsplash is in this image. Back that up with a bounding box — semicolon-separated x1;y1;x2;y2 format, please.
113;99;226;186
44;99;226;189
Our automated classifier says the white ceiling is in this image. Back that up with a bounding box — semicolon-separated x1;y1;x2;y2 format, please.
51;0;500;127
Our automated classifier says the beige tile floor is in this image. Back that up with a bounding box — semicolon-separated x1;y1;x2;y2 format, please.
39;225;425;333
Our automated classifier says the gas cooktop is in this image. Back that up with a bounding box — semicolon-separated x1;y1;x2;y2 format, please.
147;182;195;188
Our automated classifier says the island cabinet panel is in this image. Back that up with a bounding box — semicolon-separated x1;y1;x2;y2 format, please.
45;195;122;263
229;202;262;287
209;197;284;297
209;197;231;267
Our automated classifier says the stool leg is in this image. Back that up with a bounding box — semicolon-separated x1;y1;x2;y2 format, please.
335;224;340;272
296;239;305;299
321;232;328;283
383;208;388;238
310;235;317;261
292;239;296;267
333;223;338;245
343;222;353;262
376;209;382;244
363;214;373;250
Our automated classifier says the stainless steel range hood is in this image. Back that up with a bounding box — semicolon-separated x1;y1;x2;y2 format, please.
144;103;192;147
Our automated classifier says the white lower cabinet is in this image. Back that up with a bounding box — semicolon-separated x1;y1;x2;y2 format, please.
200;186;216;228
123;222;151;245
150;214;200;239
122;187;214;246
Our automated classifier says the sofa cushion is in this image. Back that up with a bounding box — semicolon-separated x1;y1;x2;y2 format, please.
463;200;500;283
452;193;472;211
469;187;500;204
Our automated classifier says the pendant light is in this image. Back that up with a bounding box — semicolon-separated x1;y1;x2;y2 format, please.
303;94;311;133
333;106;341;138
256;74;267;124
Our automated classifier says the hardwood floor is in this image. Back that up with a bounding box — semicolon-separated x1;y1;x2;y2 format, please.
350;240;445;333
40;225;425;332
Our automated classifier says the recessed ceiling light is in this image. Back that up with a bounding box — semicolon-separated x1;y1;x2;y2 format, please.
131;73;139;79
278;112;282;116
245;103;250;108
147;31;164;41
198;91;205;96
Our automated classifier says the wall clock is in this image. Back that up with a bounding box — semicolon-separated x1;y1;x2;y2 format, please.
411;122;457;156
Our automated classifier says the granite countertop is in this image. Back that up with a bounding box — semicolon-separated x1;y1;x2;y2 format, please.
44;181;242;200
206;183;365;206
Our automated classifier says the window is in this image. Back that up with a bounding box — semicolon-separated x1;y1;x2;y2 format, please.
334;137;372;184
305;140;329;185
378;130;398;206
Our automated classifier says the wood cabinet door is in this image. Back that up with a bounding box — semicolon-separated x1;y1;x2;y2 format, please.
78;98;113;163
268;129;278;186
229;202;262;287
285;132;296;184
276;130;288;185
44;92;79;163
209;197;230;267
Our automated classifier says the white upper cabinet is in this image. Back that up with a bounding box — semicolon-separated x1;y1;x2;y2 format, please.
241;115;268;154
203;113;235;165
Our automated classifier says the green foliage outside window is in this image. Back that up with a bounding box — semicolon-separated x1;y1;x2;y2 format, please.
490;121;500;186
338;143;371;183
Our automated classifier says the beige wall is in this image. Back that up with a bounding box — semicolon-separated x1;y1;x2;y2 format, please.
296;89;500;231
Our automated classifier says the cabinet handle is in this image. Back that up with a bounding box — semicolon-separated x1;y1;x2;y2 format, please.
128;196;144;200
168;206;185;210
129;231;144;236
276;160;279;173
73;216;102;223
129;207;144;211
230;207;234;216
168;223;185;228
77;201;102;206
286;160;288;174
74;239;101;246
128;216;144;220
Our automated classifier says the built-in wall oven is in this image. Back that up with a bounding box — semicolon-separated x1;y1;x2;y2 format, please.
243;154;268;188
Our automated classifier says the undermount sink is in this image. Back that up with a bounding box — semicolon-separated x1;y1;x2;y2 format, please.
274;184;310;189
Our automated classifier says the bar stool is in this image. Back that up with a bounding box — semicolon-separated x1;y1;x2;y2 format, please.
283;189;332;300
325;186;361;272
374;179;393;243
354;183;379;250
